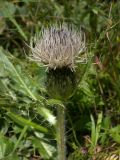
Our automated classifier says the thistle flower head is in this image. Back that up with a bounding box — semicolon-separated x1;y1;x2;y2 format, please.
30;24;86;70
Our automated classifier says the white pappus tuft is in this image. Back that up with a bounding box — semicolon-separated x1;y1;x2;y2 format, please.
30;24;86;71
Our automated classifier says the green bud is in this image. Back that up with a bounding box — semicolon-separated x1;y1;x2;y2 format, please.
46;67;78;101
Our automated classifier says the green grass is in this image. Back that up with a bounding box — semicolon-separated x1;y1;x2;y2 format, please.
0;0;120;159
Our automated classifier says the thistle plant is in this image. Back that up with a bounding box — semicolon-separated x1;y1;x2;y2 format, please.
30;24;86;160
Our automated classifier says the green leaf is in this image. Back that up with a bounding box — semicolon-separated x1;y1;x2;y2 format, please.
7;111;48;134
13;125;28;153
0;47;36;100
32;137;56;159
90;112;103;148
110;125;120;143
90;114;96;147
95;112;103;145
0;133;19;160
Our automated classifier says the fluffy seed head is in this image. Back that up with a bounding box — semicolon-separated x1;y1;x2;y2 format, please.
30;24;86;70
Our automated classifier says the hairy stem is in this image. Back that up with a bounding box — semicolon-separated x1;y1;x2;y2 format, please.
57;105;66;160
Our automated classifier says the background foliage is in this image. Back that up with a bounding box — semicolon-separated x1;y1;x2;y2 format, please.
0;0;120;159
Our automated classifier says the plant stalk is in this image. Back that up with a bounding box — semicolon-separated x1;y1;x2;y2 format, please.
57;105;66;160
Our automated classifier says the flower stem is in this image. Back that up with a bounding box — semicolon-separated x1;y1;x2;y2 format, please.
57;105;66;160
